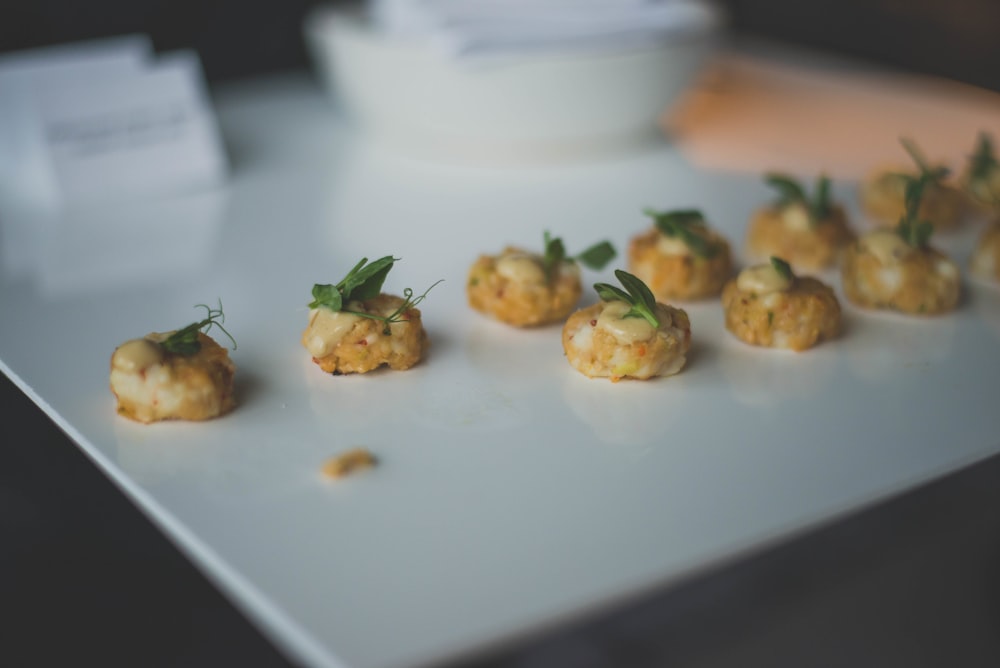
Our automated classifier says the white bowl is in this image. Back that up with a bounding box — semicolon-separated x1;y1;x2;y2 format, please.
304;5;721;163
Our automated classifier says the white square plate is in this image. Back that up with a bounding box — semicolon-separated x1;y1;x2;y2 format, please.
2;50;999;668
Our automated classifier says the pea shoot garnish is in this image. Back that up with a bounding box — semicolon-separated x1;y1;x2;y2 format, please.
309;256;441;335
896;175;934;249
642;208;718;258
770;256;794;282
969;132;997;181
967;132;999;206
594;269;660;328
900;137;950;184
160;301;237;356
542;231;616;282
764;173;832;226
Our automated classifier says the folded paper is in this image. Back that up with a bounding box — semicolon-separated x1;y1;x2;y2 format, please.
0;35;227;208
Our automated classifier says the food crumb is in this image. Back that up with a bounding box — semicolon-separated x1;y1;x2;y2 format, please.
321;448;377;479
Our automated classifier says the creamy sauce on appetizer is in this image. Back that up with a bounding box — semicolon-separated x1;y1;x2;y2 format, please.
736;263;793;294
860;229;915;265
112;338;164;372
780;202;812;231
596;300;661;344
304;308;361;357
968;170;1000;204
655;233;692;257
496;253;547;285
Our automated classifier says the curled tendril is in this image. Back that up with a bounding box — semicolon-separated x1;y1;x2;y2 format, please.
343;280;444;336
160;301;237;356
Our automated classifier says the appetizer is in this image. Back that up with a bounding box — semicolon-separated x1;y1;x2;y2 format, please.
562;270;691;381
860;138;965;230
746;173;853;270
467;232;615;327
303;257;438;374
971;222;1000;283
110;303;237;423
962;132;1000;210
842;177;961;314
628;208;733;300
722;257;840;351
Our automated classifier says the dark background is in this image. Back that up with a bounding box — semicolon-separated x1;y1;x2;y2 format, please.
3;2;1000;667
1;0;999;91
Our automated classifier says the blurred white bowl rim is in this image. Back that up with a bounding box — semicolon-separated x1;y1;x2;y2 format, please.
305;1;724;163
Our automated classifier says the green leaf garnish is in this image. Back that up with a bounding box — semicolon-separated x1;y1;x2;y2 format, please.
811;174;832;221
900;137;950;183
896;175;934;249
769;256;794;281
575;241;617;271
969;132;998;182
309;256;397;311
160;301;237;356
966;132;1000;207
309;283;342;313
593;269;660;328
309;256;441;335
642;208;718;258
898;218;934;248
764;172;832;226
764;174;807;204
542;231;567;283
543;231;616;281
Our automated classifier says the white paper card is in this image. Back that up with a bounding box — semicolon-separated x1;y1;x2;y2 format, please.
0;35;151;202
0;36;227;207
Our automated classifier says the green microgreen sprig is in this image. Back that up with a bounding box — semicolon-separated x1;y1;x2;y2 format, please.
642;208;718;258
309;256;441;335
160;301;237;356
966;132;1000;207
593;269;660;328
542;231;616;283
900;137;950;184
969;132;997;182
309;256;396;312
896;176;934;249
764;172;832;226
769;256;794;282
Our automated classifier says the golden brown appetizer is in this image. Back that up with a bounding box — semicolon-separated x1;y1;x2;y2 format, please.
467;232;615;327
970;222;1000;283
722;257;840;351
628;208;733;300
962;132;1000;210
746;173;853;270
110;303;237;423
843;177;961;314
303;257;437;374
563;270;691;382
860;138;965;230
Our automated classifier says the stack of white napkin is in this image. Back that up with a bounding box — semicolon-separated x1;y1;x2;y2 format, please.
370;0;722;59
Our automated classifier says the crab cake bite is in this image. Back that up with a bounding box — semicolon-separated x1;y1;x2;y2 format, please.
628;208;733;301
841;229;961;313
110;304;237;423
746;173;854;270
970;222;1000;282
563;270;691;382
722;257;840;351
303;256;437;374
860;139;964;230
468;232;615;327
843;178;961;314
962;132;1000;210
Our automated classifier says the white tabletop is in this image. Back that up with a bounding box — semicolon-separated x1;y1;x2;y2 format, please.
1;42;999;668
